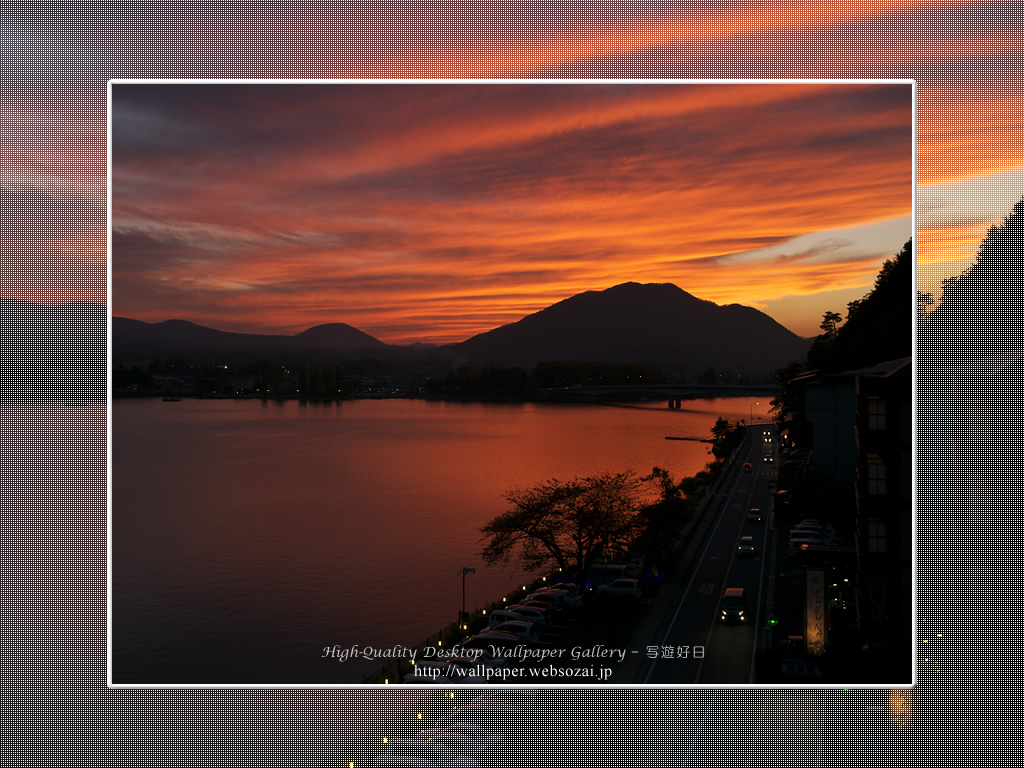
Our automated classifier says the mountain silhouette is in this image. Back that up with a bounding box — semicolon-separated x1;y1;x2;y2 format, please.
1;298;106;400
451;282;810;374
111;282;810;375
113;316;386;363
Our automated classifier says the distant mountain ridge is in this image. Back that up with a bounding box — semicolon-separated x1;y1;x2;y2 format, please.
1;298;106;400
113;316;386;363
110;282;811;375
450;282;811;375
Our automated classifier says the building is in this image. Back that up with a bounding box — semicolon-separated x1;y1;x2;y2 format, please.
788;357;912;680
850;357;912;672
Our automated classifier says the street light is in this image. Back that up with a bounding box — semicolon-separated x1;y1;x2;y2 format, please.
461;566;475;622
750;401;759;424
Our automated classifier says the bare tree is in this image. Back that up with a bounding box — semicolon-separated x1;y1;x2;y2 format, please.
479;470;648;580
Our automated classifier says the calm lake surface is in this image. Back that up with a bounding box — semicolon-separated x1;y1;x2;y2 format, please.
111;396;758;684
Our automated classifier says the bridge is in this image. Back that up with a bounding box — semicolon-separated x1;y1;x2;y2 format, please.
545;383;781;405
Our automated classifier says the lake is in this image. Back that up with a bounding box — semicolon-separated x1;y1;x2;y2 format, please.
111;396;760;684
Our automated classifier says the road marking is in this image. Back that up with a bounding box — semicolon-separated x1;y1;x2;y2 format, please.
697;581;715;595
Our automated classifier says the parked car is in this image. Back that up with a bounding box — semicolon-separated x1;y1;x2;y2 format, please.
367;756;438;768
412;660;463;680
435;701;533;738
747;507;763;522
788;541;828;557
505;604;549;625
471;689;540;708
411;659;487;684
377;739;482;768
788;530;833;545
787;534;833;556
416;723;501;748
481;620;540;645
792;520;836;536
596;577;642;599
526;590;575;611
790;533;835;548
487;609;525;630
533;586;582;608
789;521;833;536
441;655;491;679
790;520;831;532
549;582;582;599
780;658;825;681
458;631;523;656
518;599;563;619
402;674;451;685
411;729;492;756
588;563;628;589
737;536;756;555
789;526;832;539
788;540;831;556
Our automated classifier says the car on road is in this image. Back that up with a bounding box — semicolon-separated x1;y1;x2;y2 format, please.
747;507;763;522
737;536;756;555
763;454;774;462
742;462;753;473
596;577;642;599
719;587;746;623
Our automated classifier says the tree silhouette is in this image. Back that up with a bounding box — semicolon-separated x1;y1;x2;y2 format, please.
479;471;647;580
820;310;843;336
924;197;1024;358
807;239;913;372
917;291;934;322
710;416;733;440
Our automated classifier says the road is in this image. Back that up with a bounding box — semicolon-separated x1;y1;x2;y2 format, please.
355;424;928;766
616;424;778;685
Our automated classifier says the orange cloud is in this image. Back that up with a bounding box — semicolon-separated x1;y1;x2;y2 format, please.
112;82;912;344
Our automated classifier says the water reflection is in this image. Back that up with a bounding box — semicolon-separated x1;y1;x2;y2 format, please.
113;397;751;684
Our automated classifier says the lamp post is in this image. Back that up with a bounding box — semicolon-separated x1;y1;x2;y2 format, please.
461;566;475;624
750;401;759;424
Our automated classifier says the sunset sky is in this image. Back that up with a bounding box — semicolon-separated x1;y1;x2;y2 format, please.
111;81;913;345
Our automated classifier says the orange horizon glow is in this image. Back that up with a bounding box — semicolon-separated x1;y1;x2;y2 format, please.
112;82;913;345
